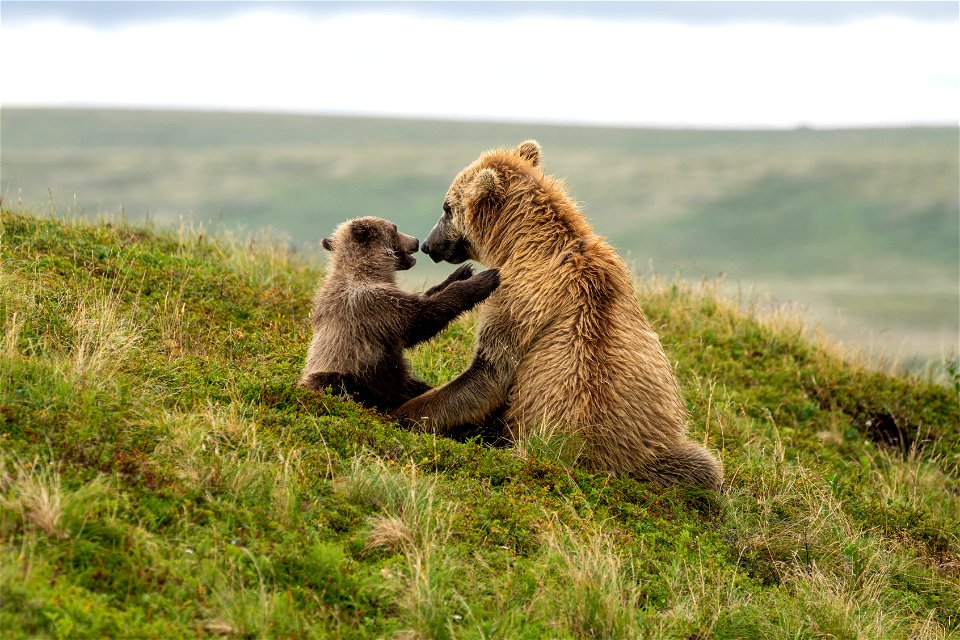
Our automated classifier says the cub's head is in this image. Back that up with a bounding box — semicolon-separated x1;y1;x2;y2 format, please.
322;216;419;278
421;140;541;265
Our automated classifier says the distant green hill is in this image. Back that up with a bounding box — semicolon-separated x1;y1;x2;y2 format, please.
2;108;957;363
1;209;958;638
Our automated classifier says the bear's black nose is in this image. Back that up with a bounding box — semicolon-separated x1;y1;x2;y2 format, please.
421;240;432;256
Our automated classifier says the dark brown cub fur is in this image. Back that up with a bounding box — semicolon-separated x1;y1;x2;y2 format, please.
300;216;500;412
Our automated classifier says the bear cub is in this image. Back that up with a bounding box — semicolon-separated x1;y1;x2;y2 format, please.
300;216;500;412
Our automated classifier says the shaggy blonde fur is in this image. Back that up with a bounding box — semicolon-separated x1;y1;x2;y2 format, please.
394;142;722;490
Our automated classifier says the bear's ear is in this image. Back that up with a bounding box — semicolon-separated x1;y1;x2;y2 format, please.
515;140;541;167
350;220;377;245
321;238;333;251
470;167;504;205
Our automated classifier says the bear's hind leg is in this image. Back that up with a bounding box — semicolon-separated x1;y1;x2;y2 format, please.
635;440;723;491
301;371;353;395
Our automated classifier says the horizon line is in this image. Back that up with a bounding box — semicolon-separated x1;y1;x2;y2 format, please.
6;104;958;132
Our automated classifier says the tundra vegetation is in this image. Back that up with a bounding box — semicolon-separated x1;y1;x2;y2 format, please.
1;207;958;639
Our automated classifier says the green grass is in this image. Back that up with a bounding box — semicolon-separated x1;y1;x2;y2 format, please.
2;108;957;363
2;208;959;639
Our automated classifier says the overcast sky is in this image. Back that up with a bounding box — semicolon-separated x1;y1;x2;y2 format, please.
3;1;958;128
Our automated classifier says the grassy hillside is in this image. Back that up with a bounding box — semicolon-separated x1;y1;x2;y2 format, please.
1;208;958;639
2;108;957;364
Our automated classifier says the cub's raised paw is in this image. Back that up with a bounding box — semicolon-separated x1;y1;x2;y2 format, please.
451;264;475;281
425;264;477;297
472;268;501;294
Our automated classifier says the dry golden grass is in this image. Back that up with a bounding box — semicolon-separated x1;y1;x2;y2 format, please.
0;456;116;543
157;402;304;526
69;284;141;380
540;517;641;640
1;458;67;539
340;454;459;639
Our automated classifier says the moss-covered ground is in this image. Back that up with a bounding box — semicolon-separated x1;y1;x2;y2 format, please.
1;208;957;639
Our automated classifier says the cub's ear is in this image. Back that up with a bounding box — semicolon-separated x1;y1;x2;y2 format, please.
350;219;377;244
470;167;504;205
515;140;541;167
321;238;333;251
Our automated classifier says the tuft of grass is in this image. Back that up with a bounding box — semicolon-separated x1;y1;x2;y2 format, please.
202;551;301;639
69;284;142;380
1;457;69;539
541;519;641;639
158;402;305;527
341;454;460;640
2;312;24;361
1;456;117;542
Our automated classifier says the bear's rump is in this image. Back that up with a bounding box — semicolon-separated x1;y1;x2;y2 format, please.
503;326;688;471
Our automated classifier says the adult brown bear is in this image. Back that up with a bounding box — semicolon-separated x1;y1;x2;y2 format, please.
392;142;722;490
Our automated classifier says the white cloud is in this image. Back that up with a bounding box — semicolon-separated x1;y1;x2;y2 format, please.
2;11;957;127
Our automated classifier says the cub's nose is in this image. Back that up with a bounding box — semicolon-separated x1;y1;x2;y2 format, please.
412;238;420;252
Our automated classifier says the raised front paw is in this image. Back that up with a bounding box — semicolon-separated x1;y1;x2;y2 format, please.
450;264;475;281
471;268;501;297
425;264;476;297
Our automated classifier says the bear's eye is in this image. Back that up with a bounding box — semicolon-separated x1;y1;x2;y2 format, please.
442;202;452;218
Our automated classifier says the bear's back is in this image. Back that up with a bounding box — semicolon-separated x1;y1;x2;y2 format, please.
302;279;405;377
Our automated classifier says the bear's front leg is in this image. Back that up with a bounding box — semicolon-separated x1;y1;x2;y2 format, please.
389;351;511;436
